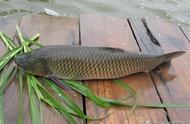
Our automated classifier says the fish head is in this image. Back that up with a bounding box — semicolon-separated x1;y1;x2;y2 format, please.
15;52;50;76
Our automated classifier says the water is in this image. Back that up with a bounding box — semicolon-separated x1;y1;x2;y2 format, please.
0;0;190;26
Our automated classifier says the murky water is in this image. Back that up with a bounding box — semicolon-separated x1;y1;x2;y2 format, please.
0;0;189;26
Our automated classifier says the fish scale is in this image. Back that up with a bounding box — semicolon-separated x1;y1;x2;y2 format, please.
15;45;185;80
47;47;155;79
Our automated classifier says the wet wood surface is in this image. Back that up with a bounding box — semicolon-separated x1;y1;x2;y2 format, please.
80;15;167;124
1;15;190;124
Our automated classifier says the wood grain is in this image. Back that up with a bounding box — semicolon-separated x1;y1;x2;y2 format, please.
132;17;190;123
19;15;80;46
80;15;167;124
19;15;83;124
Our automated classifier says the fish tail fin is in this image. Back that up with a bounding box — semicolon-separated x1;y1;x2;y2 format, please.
164;51;185;61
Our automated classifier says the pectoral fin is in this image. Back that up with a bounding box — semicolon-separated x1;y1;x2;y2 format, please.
48;75;72;91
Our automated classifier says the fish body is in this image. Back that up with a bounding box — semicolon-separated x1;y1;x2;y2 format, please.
15;45;185;80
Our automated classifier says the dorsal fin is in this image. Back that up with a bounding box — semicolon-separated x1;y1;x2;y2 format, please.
98;47;125;53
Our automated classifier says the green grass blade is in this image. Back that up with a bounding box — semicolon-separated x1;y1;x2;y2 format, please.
16;25;25;44
32;78;77;124
63;80;190;109
45;79;116;121
63;80;135;107
30;76;44;101
27;75;42;124
0;66;17;124
0;32;17;50
29;76;44;124
135;103;190;108
23;37;43;48
0;66;17;92
0;93;5;124
113;79;136;96
2;33;17;48
63;80;112;108
16;25;28;52
0;32;14;50
0;47;22;70
44;79;85;119
30;33;40;41
113;79;138;114
17;70;24;124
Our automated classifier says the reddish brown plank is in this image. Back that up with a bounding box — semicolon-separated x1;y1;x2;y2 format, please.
19;15;83;124
80;15;167;124
19;15;80;46
133;17;190;123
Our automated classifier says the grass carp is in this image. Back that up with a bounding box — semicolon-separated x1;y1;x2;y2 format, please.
15;45;185;80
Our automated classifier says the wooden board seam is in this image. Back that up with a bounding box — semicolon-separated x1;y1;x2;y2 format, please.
179;26;190;42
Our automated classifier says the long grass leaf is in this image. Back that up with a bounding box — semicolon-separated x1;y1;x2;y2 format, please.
23;37;43;48
63;80;190;109
16;25;27;52
29;75;44;124
112;80;138;116
16;26;24;44
17;70;24;124
27;75;42;124
63;80;112;108
113;79;136;96
0;66;17;92
135;103;190;108
30;33;40;41
0;32;17;50
32;77;77;124
45;79;117;121
0;66;17;124
0;32;13;50
2;33;17;48
0;93;5;124
44;79;85;119
0;47;22;70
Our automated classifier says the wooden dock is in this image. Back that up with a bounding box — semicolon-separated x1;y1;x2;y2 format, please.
1;15;190;124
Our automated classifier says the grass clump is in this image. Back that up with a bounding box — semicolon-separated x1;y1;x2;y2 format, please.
0;26;190;124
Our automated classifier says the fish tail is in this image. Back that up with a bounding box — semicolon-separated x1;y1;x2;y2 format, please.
163;51;185;61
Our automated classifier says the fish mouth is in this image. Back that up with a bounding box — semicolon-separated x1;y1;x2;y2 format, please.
14;57;31;74
14;55;28;71
14;56;23;67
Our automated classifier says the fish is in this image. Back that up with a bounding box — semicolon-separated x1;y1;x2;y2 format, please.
15;45;185;80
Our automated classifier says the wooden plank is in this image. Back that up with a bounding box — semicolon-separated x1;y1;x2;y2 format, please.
0;16;26;124
131;17;190;123
80;15;168;124
19;15;80;46
128;18;162;54
19;15;83;124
